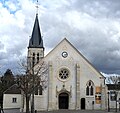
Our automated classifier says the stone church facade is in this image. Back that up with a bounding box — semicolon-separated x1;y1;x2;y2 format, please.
25;13;107;111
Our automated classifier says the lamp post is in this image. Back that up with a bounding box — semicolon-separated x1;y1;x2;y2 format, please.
115;82;118;112
115;91;117;112
107;92;110;112
119;98;120;111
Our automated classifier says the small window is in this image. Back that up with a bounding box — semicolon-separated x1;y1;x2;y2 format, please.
32;53;35;66
12;98;17;103
35;87;38;95
39;85;42;95
37;53;39;63
90;86;93;95
86;86;89;95
35;85;42;95
33;53;35;56
110;91;116;101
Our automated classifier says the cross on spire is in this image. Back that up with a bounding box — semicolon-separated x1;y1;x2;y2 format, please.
36;0;39;15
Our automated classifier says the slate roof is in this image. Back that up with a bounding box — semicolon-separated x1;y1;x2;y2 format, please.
4;84;21;94
28;14;44;48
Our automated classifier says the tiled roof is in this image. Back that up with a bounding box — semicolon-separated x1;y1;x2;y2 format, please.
4;84;21;94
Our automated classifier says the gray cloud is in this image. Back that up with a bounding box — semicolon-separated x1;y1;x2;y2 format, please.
0;41;4;50
0;0;120;76
40;0;120;74
70;0;120;18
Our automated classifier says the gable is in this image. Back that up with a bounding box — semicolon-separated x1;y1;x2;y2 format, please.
44;38;104;78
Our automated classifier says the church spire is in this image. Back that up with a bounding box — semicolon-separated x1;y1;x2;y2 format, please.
28;0;43;48
27;0;44;70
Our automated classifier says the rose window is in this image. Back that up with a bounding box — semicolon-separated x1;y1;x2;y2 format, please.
59;69;69;80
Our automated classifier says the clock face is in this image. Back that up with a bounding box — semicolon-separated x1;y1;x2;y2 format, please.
62;51;68;58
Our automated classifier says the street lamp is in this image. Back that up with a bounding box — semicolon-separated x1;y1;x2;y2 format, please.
119;98;120;111
115;91;118;112
107;92;110;112
115;82;119;112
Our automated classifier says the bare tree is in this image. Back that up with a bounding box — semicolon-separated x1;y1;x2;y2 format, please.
17;60;48;113
107;76;120;84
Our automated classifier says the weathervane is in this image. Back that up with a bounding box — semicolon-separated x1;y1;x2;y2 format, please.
36;0;39;15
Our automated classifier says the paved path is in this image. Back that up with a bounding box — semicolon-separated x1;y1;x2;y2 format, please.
3;109;117;113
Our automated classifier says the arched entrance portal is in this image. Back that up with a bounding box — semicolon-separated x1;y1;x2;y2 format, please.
59;92;69;109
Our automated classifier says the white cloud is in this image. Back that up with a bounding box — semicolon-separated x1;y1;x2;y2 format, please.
0;0;120;75
5;1;18;12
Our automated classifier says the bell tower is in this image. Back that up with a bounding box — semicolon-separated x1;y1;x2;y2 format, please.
27;12;44;70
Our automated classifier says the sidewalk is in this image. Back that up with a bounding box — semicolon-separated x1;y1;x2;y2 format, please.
3;109;118;113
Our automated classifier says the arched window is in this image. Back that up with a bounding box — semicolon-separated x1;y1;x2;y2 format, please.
32;53;35;66
35;87;38;95
86;86;89;95
39;85;42;95
86;80;94;96
35;85;42;95
37;53;39;63
90;86;93;95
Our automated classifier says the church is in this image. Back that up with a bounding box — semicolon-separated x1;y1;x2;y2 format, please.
26;12;107;111
3;12;108;111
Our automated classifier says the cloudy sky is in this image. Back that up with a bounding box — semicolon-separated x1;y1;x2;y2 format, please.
0;0;120;77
